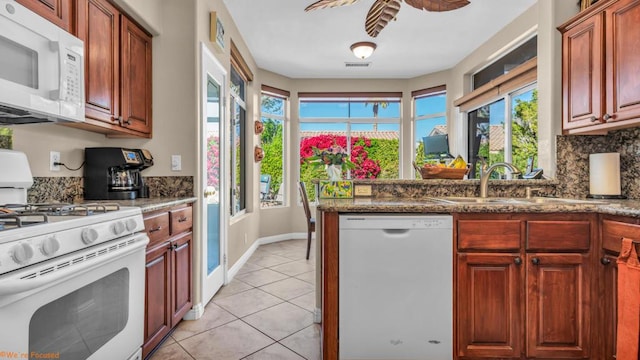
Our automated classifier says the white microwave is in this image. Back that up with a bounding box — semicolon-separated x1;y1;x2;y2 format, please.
0;0;84;124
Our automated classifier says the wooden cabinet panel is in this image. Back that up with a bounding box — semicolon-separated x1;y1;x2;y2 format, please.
170;206;193;235
171;232;192;326
561;12;604;130
457;253;523;359
143;212;170;248
605;0;640;122
601;253;618;360
526;220;591;251
602;218;640;253
457;220;521;251
120;16;152;135
143;204;193;357
143;243;171;358
16;0;73;32
526;253;591;359
560;0;640;134
78;0;120;123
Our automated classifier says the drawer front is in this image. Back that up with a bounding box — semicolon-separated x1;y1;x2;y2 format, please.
526;221;590;251
602;219;640;254
170;206;193;235
144;212;171;248
458;220;521;251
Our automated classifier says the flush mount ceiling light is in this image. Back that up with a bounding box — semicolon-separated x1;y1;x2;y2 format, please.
350;41;377;59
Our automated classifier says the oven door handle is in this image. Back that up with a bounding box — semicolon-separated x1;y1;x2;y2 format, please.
0;236;148;296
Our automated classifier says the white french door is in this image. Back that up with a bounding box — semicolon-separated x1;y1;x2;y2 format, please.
200;43;226;305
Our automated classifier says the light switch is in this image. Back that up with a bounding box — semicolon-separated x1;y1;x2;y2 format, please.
171;155;181;171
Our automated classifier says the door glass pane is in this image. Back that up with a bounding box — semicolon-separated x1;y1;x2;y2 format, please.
206;75;221;274
29;269;129;359
0;35;38;88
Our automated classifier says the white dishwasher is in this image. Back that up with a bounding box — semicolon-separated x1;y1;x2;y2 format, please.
339;214;453;360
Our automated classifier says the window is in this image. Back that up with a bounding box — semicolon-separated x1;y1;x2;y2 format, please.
299;93;401;200
230;66;246;215
473;36;537;90
455;34;538;179
229;40;253;217
412;86;447;177
260;85;289;208
467;85;537;179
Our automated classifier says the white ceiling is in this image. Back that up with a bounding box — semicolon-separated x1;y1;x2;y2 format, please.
222;0;537;79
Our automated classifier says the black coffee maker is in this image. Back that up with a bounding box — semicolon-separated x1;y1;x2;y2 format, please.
84;147;154;200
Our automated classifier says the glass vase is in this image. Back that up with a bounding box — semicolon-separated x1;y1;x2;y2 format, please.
326;164;342;181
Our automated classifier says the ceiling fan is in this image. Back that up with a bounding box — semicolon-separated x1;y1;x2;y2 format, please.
305;0;471;37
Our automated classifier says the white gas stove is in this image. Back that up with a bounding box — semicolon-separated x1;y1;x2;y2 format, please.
0;149;147;360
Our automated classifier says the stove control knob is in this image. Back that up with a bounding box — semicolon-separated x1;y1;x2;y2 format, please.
81;228;99;244
125;219;138;232
41;237;61;256
11;243;34;264
111;221;126;236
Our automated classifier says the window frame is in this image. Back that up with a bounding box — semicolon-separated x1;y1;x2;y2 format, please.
260;88;289;209
229;65;247;217
412;86;447;177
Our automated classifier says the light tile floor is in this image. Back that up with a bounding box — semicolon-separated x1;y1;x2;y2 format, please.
149;239;320;360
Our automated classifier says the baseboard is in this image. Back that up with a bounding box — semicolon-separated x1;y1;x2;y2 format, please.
227;240;261;281
314;307;322;323
227;233;315;282
183;302;205;320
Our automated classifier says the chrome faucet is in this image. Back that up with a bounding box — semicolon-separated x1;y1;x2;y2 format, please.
479;162;522;198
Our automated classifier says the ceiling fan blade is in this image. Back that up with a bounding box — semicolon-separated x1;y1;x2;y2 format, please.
404;0;470;12
365;0;402;37
305;0;361;12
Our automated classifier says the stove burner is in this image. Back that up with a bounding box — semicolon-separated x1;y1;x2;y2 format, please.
1;203;121;216
0;213;49;228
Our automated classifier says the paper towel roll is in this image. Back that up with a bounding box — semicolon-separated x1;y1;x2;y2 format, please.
589;153;621;196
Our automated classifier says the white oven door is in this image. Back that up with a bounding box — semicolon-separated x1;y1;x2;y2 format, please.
0;233;148;360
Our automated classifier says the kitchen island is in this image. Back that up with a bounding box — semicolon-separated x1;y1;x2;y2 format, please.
316;195;640;360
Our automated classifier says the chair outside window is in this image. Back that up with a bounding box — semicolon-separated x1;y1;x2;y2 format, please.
297;181;315;260
260;174;271;200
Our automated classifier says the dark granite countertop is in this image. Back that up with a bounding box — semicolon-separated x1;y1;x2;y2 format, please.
317;197;640;217
83;197;197;213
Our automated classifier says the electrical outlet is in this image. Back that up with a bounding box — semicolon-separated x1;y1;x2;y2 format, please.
244;233;248;244
171;155;182;171
50;151;60;171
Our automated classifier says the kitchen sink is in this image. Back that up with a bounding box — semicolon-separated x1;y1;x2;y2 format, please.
433;197;604;205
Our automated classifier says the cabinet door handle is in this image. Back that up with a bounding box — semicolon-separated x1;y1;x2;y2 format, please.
601;257;611;265
590;116;598;122
514;257;522;265
603;113;612;121
149;226;162;233
178;217;188;223
172;243;178;250
531;257;540;265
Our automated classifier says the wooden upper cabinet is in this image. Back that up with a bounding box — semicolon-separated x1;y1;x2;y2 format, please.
16;0;74;32
71;0;152;138
561;11;604;131
605;0;640;123
77;0;120;124
121;16;152;135
560;0;640;134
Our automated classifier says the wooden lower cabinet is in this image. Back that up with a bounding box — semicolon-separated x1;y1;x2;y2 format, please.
525;253;591;359
599;216;640;360
455;213;595;360
457;253;523;359
142;205;193;359
143;242;171;357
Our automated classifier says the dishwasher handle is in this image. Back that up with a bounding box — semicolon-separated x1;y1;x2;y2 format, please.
381;229;410;235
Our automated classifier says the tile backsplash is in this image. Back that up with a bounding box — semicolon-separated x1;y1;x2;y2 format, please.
28;176;194;203
556;127;640;199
